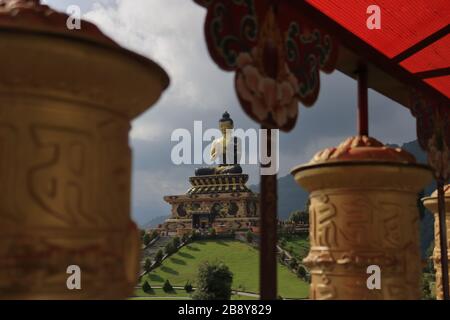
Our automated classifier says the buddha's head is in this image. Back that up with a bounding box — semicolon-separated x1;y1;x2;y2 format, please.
219;111;234;136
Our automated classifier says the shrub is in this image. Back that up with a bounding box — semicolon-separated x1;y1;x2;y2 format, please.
173;236;181;248
144;258;152;273
289;259;298;270
209;228;216;237
154;249;163;264
163;279;174;293
192;261;233;300
245;230;253;243
143;233;151;246
142;281;152;294
165;241;176;255
191;229;201;240
184;281;193;293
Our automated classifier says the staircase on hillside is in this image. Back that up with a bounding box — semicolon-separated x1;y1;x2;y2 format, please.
141;235;173;267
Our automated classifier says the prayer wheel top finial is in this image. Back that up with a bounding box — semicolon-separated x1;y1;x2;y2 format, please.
306;135;417;165
0;0;119;48
430;185;450;197
0;0;169;118
0;0;45;12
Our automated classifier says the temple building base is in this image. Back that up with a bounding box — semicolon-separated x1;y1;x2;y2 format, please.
162;174;259;235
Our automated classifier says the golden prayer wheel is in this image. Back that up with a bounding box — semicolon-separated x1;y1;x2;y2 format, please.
422;185;450;300
291;136;433;299
0;1;169;299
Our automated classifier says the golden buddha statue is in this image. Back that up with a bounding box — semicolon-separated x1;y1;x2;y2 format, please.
195;112;242;176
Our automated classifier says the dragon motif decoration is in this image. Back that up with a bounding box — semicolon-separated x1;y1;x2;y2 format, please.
194;0;338;131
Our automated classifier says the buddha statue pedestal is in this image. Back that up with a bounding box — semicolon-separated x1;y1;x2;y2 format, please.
163;174;259;234
422;185;450;300
0;1;168;299
291;136;432;299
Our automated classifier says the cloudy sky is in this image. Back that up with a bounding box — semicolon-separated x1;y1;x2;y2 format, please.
45;0;417;226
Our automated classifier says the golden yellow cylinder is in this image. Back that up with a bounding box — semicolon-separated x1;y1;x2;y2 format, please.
422;185;450;300
291;136;433;299
0;3;168;299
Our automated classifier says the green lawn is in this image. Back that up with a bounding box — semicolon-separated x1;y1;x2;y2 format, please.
132;288;190;300
131;288;257;300
279;234;310;261
139;239;309;299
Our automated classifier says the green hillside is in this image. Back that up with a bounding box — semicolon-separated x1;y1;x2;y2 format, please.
140;239;309;299
279;234;310;261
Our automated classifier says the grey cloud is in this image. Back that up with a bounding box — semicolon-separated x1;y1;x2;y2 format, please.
47;0;418;226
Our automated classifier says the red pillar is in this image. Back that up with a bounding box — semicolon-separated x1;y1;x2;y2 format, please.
357;66;369;136
260;127;278;300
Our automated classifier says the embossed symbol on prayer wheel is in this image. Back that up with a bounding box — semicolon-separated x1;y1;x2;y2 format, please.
0;0;169;299
291;136;433;300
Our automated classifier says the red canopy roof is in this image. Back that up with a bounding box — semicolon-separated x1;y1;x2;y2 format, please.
306;0;449;101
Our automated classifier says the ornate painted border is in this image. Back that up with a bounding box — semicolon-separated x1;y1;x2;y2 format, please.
194;0;338;131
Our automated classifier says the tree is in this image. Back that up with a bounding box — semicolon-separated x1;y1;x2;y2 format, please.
289;210;309;225
144;258;152;273
422;273;435;300
192;261;233;300
299;211;309;225
142;281;152;294
422;242;436;299
289;210;302;224
150;230;159;241
173;236;181;248
143;233;151;246
424;242;435;275
163;279;174;293
154;249;163;264
246;230;253;243
184;281;193;293
165;241;176;255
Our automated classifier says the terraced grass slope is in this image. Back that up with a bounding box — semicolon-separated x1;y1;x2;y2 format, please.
279;234;310;261
140;239;309;299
